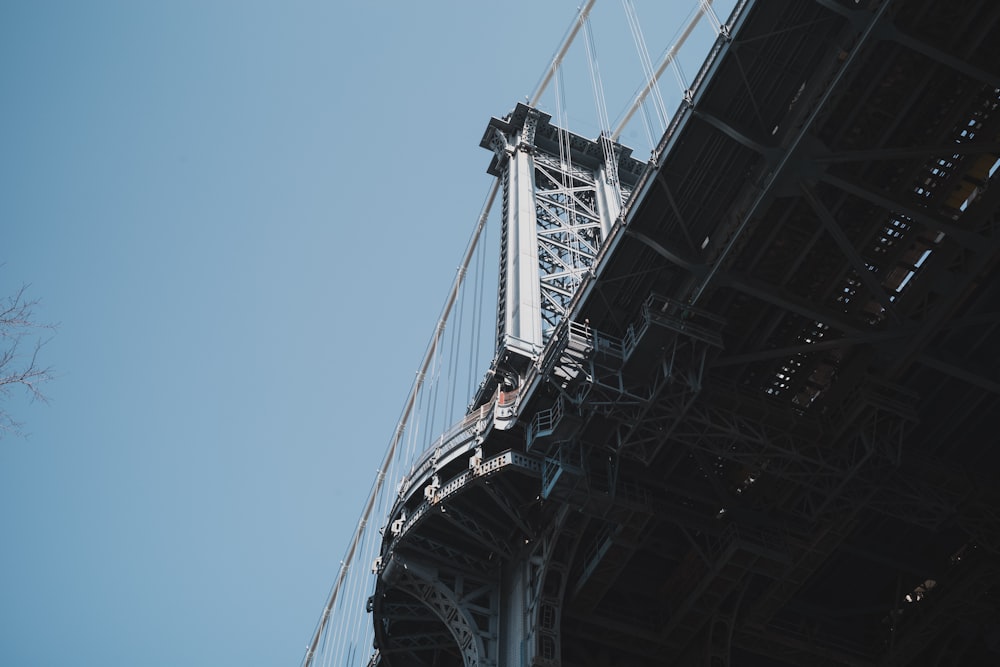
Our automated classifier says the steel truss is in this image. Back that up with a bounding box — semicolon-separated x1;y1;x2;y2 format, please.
481;104;643;362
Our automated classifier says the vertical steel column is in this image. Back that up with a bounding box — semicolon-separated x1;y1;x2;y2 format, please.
499;556;529;665
497;505;581;667
505;110;544;358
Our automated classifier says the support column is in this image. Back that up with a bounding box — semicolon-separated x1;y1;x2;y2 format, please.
506;120;544;358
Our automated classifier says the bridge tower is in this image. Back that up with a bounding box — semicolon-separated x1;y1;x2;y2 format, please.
369;106;643;667
475;103;644;429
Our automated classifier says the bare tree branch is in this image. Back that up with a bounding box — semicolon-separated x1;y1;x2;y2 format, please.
0;283;56;437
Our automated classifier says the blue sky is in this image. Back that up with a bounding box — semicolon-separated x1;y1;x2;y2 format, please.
0;2;730;664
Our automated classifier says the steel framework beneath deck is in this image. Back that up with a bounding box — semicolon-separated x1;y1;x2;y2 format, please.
370;0;1000;665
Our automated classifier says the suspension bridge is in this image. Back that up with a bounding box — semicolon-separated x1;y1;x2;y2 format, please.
304;0;1000;665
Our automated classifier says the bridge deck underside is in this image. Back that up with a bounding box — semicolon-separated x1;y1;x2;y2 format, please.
373;0;1000;665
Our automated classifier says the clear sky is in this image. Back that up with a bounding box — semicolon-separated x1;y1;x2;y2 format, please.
0;2;730;665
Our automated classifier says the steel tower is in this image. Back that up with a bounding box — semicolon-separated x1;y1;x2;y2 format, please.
370;103;644;667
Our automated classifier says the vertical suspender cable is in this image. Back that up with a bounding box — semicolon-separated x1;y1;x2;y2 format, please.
446;290;460;421
552;66;571;336
301;182;499;667
555;67;571;189
584;17;612;138
700;0;725;36
611;0;714;141
639;96;656;149
621;0;669;133
467;241;478;400
427;328;442;443
468;225;487;402
583;15;622;206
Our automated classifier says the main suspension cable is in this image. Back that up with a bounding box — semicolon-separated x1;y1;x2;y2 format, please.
611;0;716;140
530;0;597;106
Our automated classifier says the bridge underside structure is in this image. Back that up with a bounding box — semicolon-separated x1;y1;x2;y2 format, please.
370;0;1000;665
